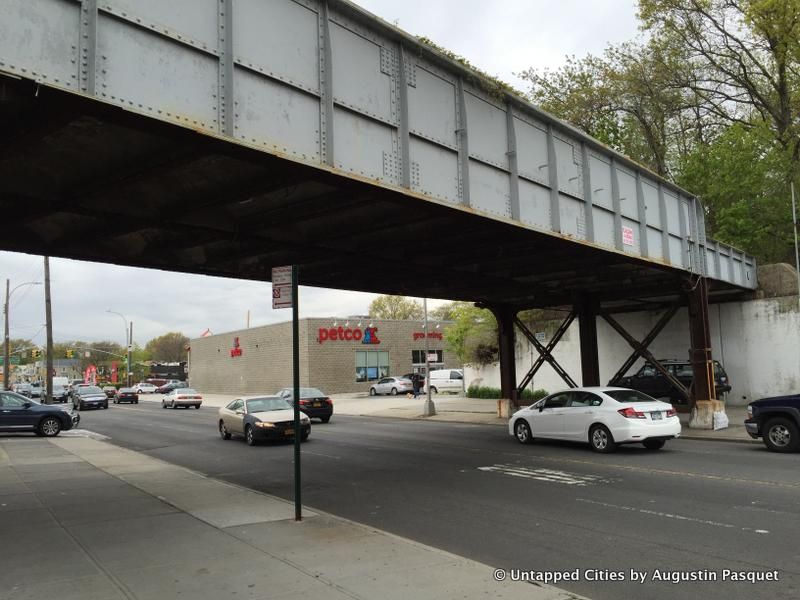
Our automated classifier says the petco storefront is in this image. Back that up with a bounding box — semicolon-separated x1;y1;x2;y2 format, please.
188;318;457;395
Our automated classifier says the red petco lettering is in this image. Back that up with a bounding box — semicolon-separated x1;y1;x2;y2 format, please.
318;327;363;344
318;326;380;345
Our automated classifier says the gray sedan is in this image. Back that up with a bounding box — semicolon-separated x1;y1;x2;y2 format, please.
369;377;414;396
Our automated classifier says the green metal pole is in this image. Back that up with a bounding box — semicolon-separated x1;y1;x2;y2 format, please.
292;265;302;521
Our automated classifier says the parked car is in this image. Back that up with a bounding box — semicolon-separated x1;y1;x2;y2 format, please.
161;388;202;409
218;396;310;446
745;394;800;452
102;385;118;399
369;376;413;396
0;390;80;436
29;382;42;399
423;369;464;394
72;385;109;411
277;387;333;423
617;359;730;405
114;388;139;404
155;382;183;394
134;382;158;394
12;383;32;397
509;387;680;453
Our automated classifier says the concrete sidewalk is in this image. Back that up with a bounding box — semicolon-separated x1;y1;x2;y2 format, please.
0;436;584;600
141;391;757;442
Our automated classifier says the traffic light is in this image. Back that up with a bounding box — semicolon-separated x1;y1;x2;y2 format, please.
30;349;41;359
66;349;74;358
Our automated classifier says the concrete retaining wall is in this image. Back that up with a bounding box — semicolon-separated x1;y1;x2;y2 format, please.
466;296;800;405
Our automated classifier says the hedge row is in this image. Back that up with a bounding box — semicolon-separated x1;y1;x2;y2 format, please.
467;385;548;401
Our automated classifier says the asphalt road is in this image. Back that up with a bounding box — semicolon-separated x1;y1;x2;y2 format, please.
68;401;799;600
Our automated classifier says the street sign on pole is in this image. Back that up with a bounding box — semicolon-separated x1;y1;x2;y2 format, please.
272;266;293;309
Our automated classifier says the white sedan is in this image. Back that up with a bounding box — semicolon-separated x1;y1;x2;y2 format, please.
509;387;681;452
162;388;203;409
134;382;158;394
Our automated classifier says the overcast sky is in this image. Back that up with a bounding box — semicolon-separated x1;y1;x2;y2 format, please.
1;1;640;347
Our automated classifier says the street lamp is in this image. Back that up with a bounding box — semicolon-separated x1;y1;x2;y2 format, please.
4;280;42;390
106;310;133;386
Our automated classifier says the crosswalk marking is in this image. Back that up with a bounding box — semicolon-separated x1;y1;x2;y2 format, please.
477;463;615;486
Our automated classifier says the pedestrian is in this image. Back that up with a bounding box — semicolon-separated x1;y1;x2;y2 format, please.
412;373;421;399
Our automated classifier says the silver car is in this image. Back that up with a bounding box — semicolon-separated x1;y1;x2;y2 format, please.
369;377;414;396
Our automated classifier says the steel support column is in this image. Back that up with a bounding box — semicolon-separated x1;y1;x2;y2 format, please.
487;305;517;406
687;277;716;418
577;299;600;386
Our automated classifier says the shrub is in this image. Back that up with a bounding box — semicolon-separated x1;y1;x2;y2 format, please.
467;385;547;401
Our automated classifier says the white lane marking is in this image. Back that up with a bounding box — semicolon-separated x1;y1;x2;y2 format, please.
478;464;615;486
61;429;110;440
576;498;770;535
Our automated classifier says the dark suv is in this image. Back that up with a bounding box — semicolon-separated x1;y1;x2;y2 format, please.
745;395;800;452
617;359;731;405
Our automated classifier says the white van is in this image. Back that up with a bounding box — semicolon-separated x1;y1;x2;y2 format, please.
52;376;70;388
424;369;464;394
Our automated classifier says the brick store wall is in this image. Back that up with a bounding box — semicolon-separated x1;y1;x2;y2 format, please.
189;318;456;395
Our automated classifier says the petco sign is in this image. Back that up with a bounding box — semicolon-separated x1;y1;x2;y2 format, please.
318;326;380;345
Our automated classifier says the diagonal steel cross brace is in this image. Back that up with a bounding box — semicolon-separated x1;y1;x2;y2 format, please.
515;312;577;393
602;306;689;401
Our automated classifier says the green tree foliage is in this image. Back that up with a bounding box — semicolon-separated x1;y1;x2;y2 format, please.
368;295;424;320
444;304;498;366
429;301;471;321
145;332;189;362
519;0;800;263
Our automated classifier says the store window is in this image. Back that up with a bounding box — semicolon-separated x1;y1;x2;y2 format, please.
412;350;443;364
355;351;390;382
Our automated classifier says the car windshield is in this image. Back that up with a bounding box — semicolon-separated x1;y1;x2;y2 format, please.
119;388;135;393
246;397;292;412
81;386;103;394
300;388;325;397
605;389;659;403
176;388;197;394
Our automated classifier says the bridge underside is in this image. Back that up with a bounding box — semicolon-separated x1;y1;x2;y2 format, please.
0;77;751;312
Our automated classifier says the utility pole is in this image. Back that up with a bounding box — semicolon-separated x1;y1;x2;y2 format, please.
128;321;133;386
3;279;9;390
422;297;436;416
792;181;800;313
44;257;54;404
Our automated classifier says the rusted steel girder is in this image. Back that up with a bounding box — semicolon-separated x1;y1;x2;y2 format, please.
687;277;715;407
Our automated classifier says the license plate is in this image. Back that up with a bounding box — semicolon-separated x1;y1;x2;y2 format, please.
285;429;294;435
651;411;662;420
313;402;321;407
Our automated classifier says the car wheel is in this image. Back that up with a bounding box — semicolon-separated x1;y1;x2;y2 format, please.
589;424;617;453
301;431;310;442
135;400;139;404
643;439;665;450
514;419;533;444
38;417;61;437
104;403;108;409
320;416;331;424
194;404;200;409
763;418;800;453
245;425;257;446
430;386;438;394
390;387;398;396
219;421;231;440
369;387;376;396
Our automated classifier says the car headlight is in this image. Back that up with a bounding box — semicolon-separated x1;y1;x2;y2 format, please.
301;416;310;423
254;421;275;428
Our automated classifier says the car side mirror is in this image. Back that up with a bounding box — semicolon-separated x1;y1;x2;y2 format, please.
235;410;244;415
538;404;544;412
23;401;32;408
